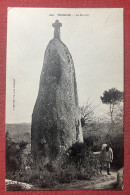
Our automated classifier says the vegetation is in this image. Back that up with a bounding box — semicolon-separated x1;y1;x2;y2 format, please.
80;99;97;124
6;132;28;176
83;120;124;169
5;134;100;189
100;88;123;122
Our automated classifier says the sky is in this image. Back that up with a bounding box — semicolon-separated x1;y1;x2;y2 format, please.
6;8;124;124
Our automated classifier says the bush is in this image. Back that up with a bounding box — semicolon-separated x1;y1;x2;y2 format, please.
15;142;100;189
5;132;28;178
6;133;100;189
104;122;124;169
57;142;100;183
83;121;124;169
109;133;124;169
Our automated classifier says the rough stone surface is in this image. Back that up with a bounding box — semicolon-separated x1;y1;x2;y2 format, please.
117;167;124;190
31;22;83;163
5;179;33;191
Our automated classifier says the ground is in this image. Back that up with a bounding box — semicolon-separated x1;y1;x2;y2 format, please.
50;170;117;190
5;169;118;191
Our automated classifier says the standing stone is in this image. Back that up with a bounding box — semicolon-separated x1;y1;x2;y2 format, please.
31;20;83;163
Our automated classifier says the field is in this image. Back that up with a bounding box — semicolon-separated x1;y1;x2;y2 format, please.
6;123;31;143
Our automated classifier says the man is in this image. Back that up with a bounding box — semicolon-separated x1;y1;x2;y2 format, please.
100;143;113;175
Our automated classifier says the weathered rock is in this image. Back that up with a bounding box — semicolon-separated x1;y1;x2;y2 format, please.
31;20;83;163
117;167;124;190
5;179;33;191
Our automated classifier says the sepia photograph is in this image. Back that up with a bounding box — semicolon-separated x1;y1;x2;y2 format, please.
5;8;124;191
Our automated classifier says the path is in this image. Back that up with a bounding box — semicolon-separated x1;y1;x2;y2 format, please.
51;170;117;190
5;170;117;191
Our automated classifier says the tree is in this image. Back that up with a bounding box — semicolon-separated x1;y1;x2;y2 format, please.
80;99;97;125
100;88;123;123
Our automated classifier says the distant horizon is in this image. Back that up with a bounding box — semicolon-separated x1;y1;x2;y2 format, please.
6;122;31;125
5;120;117;125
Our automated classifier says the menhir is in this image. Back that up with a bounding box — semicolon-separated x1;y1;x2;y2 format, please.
31;20;83;163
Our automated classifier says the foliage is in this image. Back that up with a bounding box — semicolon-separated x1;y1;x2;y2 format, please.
83;120;124;169
80;99;98;124
6;135;100;189
59;142;100;180
6;132;28;175
100;88;123;104
114;102;124;127
106;122;124;169
100;88;123;122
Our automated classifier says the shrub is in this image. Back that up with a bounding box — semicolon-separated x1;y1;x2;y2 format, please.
83;121;124;169
6;133;100;189
17;142;100;188
109;132;124;169
5;132;28;178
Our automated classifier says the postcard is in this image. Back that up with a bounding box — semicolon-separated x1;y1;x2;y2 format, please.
5;8;124;191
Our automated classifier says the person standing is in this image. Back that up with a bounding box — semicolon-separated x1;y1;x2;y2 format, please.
100;143;113;175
